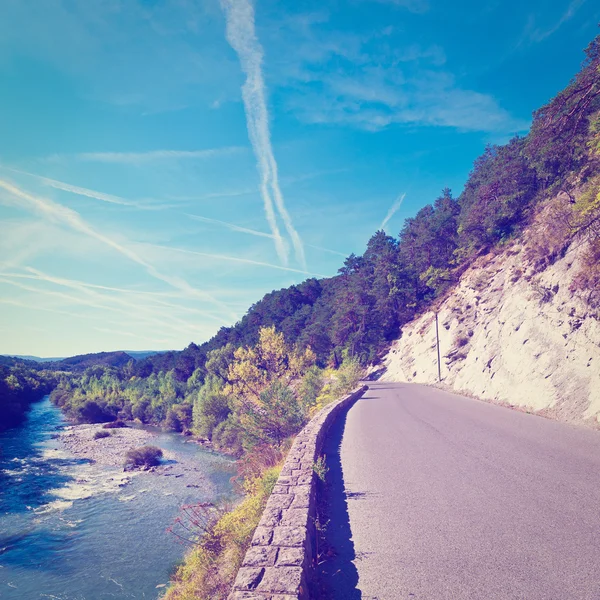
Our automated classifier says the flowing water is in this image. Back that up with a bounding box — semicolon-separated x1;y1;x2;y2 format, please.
0;398;237;600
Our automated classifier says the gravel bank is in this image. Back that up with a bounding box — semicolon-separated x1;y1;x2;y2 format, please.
58;424;160;467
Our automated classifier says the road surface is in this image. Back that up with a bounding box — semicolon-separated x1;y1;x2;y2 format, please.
320;382;600;599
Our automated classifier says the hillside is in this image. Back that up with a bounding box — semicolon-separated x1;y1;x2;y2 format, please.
382;202;600;425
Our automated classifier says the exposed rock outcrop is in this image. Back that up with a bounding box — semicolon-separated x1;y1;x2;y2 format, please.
382;238;600;426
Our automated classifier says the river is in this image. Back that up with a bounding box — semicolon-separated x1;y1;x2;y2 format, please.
0;397;237;599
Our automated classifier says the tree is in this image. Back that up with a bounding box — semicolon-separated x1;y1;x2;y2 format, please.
192;375;231;440
242;381;305;448
526;35;600;188
226;326;316;402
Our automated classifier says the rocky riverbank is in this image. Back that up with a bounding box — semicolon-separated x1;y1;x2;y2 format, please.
54;423;227;491
58;424;160;468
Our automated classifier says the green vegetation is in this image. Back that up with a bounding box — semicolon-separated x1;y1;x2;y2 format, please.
165;462;280;600
50;326;362;456
102;420;128;429
0;363;57;432
313;456;328;482
93;430;111;440
124;446;163;469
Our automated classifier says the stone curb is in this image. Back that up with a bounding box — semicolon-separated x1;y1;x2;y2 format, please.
229;385;369;600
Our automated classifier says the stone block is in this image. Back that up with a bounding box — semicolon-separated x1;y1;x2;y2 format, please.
228;592;273;599
279;508;309;529
272;526;306;547
276;547;305;567
242;546;279;568
257;566;304;595
258;507;282;528
296;472;313;485
251;526;274;546
290;488;312;509
266;494;294;511
277;475;297;486
233;567;265;591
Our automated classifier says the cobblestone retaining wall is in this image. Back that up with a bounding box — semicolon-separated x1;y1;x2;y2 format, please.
229;385;368;600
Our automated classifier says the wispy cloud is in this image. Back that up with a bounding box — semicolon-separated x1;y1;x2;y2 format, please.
220;0;306;269
368;0;430;14
0;177;234;317
380;192;406;231
521;0;586;44
0;269;229;337
71;146;244;165
291;68;529;133
3;169;348;259
144;242;325;277
2;167;158;209
305;243;349;258
274;15;527;134
186;213;273;238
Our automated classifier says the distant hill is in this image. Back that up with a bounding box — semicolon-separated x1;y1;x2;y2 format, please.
54;351;134;370
6;355;66;363
122;350;165;361
1;350;164;371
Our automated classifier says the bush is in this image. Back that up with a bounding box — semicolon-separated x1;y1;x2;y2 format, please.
93;430;111;440
76;400;117;424
103;420;128;429
124;445;163;469
192;376;231;440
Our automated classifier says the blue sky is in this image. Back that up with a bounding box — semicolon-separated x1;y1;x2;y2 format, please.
0;0;598;357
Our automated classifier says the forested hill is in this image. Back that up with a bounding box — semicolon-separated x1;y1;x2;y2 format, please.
0;351;161;371
135;34;600;383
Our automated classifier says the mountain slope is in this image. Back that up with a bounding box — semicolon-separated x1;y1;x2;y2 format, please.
382;212;600;425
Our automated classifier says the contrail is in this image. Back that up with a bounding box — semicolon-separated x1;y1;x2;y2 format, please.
46;146;244;165
380;193;406;231
144;243;326;277
2;167;166;209
220;0;306;269
0;177;235;318
186;213;273;239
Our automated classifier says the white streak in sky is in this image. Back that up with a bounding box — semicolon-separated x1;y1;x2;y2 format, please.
54;147;244;165
220;0;306;269
3;167;168;210
305;243;349;258
0;178;234;317
145;243;325;277
380;192;406;231
186;213;273;238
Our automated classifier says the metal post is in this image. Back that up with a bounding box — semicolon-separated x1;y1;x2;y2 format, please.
435;312;441;382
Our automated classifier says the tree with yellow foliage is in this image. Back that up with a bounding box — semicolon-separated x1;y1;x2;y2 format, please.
225;326;316;404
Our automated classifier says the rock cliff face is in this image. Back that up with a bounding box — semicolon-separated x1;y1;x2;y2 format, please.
382;235;600;426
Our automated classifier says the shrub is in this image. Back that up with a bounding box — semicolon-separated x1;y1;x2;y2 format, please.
124;445;163;469
298;365;324;412
211;415;243;456
334;356;363;395
76;400;116;424
103;420;128;429
93;430;111;440
192;375;231;440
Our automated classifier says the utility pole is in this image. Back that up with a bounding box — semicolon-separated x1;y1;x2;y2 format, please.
435;311;441;382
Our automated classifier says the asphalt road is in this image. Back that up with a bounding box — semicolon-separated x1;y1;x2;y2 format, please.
329;382;600;600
